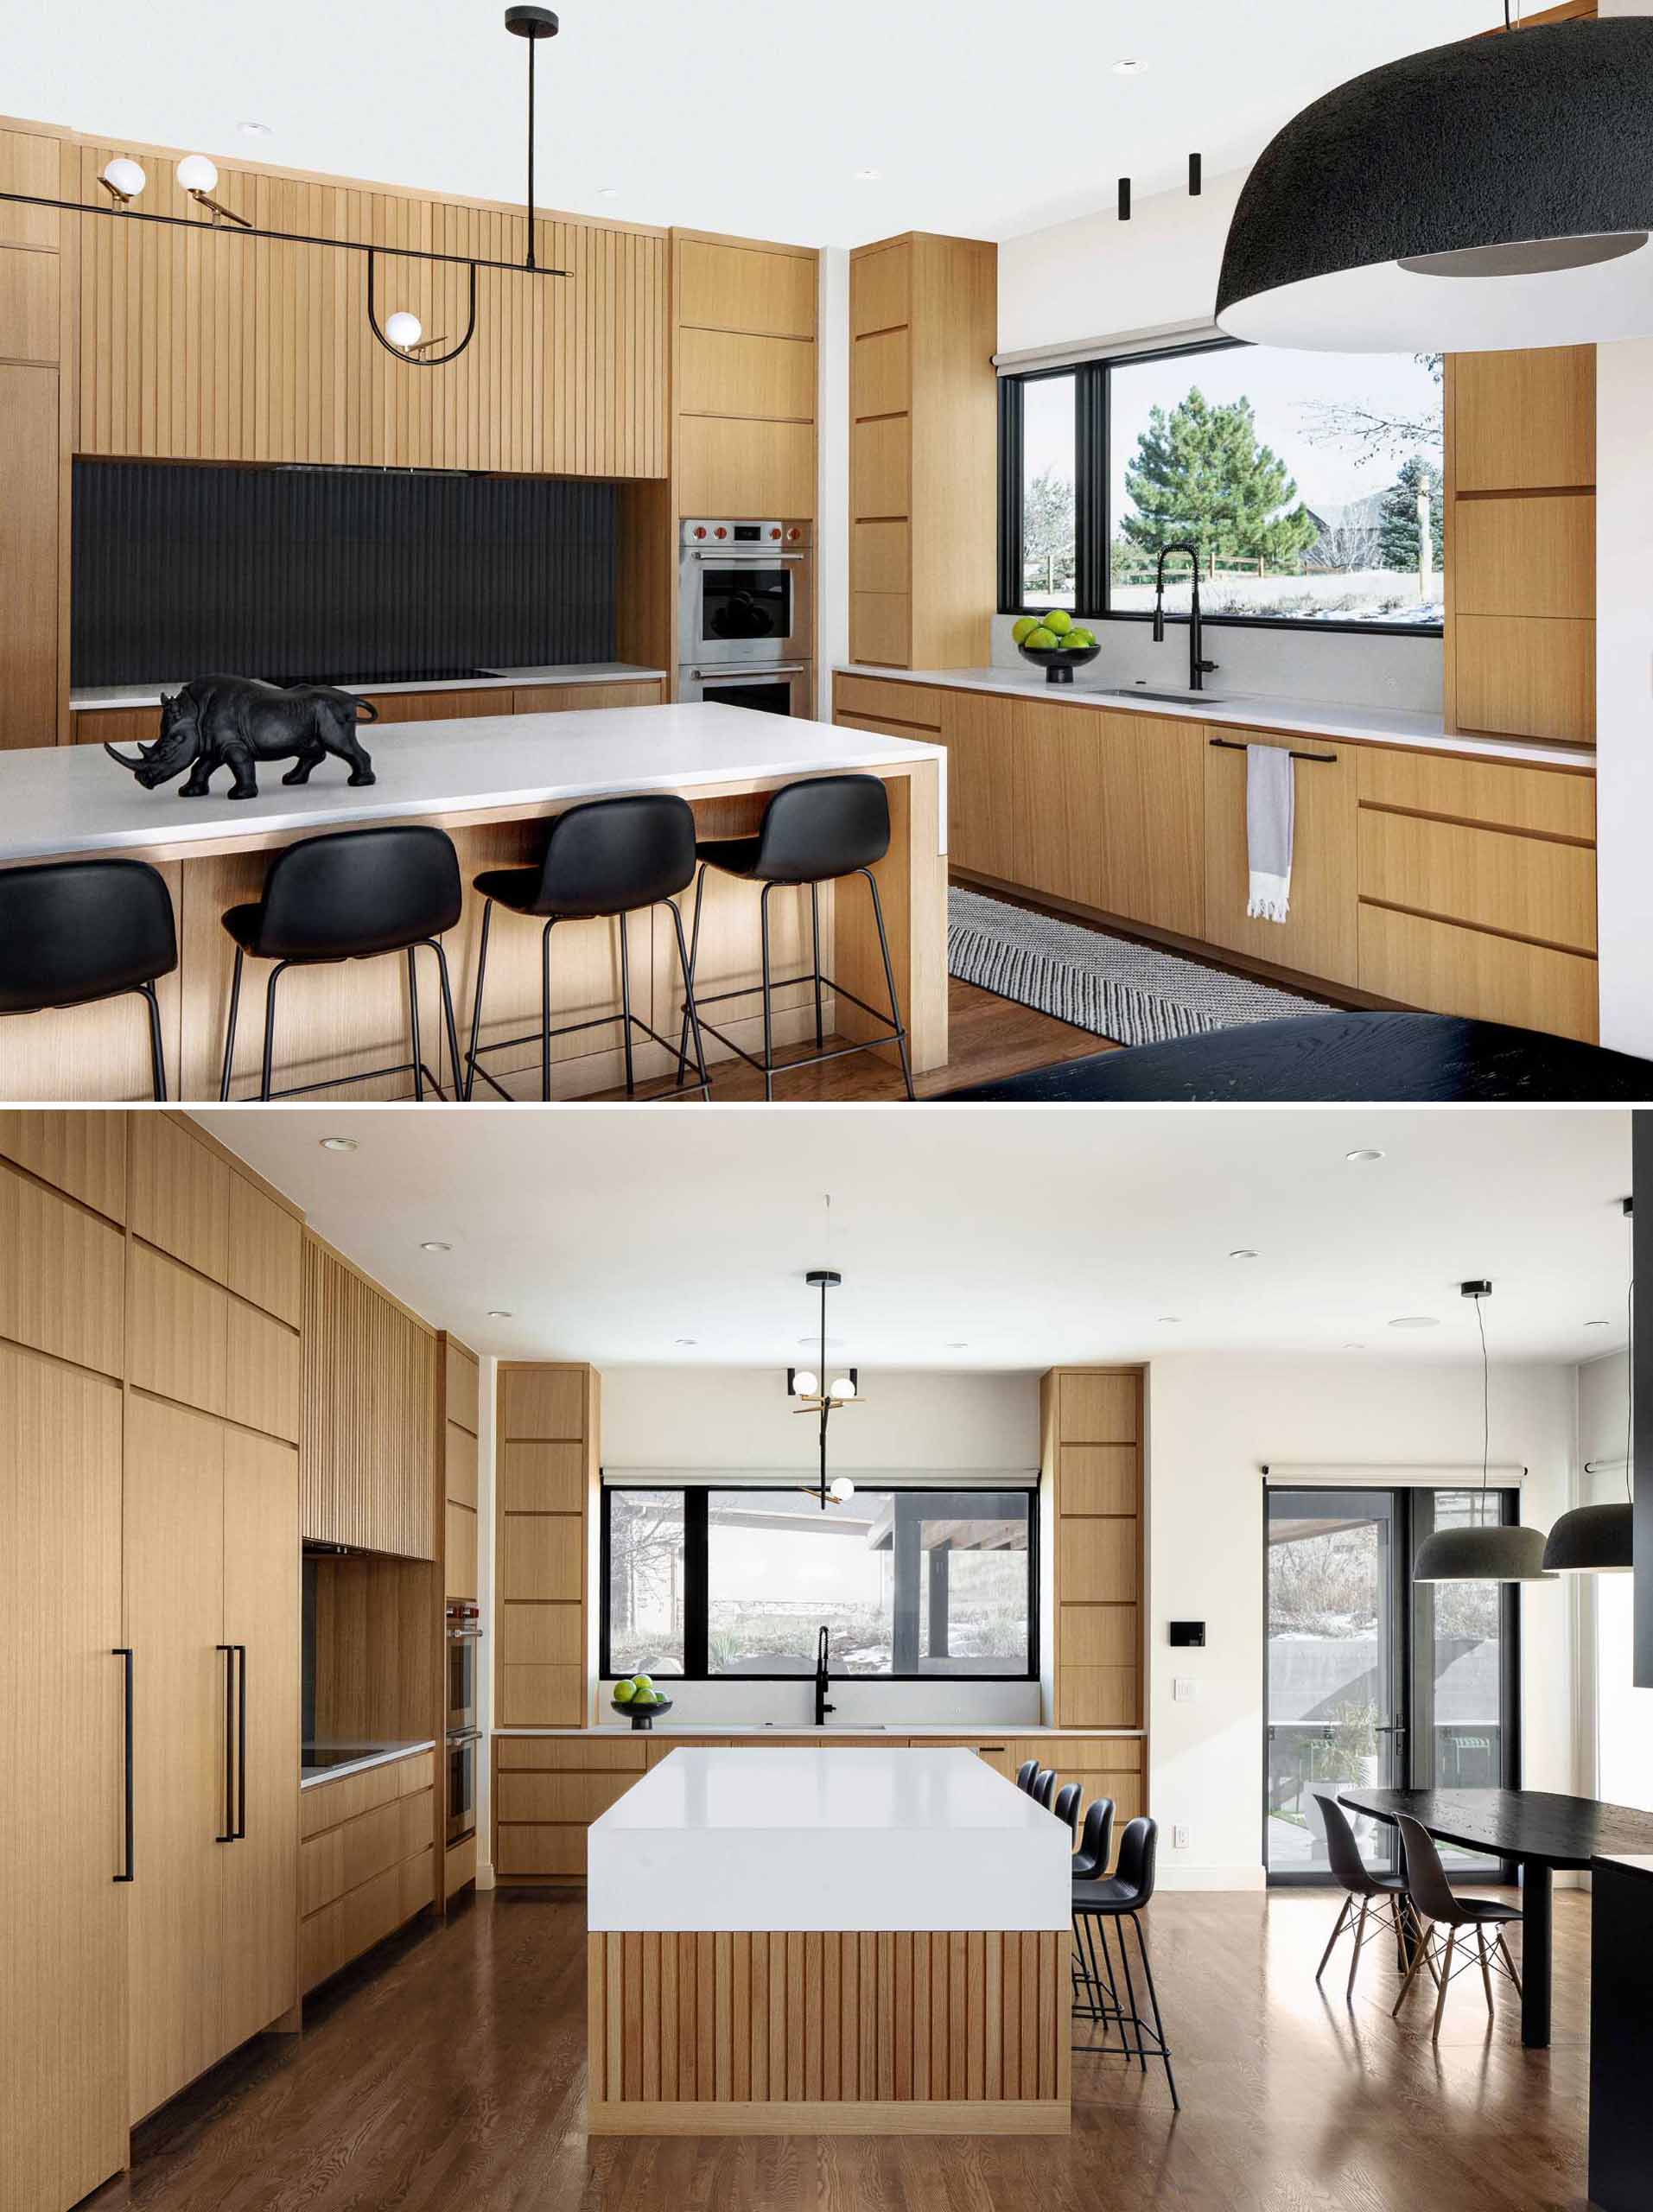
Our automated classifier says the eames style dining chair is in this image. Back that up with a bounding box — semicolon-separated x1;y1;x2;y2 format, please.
1313;1793;1420;1999
1391;1812;1523;2041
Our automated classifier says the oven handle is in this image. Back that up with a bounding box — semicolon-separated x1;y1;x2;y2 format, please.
690;665;804;683
687;550;806;563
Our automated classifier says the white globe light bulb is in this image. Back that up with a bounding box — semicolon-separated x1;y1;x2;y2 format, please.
792;1369;818;1398
176;154;219;194
828;1375;855;1401
829;1477;855;1503
103;157;147;199
385;310;423;350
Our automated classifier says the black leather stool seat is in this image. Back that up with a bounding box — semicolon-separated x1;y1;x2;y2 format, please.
217;826;464;1102
692;836;762;879
0;858;177;1097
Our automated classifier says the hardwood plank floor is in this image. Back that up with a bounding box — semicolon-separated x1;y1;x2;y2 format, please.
92;1887;1590;2211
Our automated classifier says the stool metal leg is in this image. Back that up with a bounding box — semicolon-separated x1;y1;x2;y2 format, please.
759;882;776;1103
811;881;824;1050
666;898;712;1100
220;946;245;1101
259;963;289;1103
675;864;708;1087
860;867;916;1101
429;940;463;1102
540;918;557;1103
407;946;424;1103
619;916;636;1098
464;901;494;1102
139;982;168;1101
1128;1912;1179;2112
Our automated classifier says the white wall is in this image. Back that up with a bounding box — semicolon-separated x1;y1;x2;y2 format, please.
599;1366;1043;1726
1144;1353;1578;1891
991;168;1445;715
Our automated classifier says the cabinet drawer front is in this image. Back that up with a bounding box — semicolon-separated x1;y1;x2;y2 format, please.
0;1107;127;1223
127;1243;226;1416
1057;1445;1139;1517
851;415;909;518
852;241;910;336
359;688;503;724
1358;902;1598;1043
302;1861;404;1993
1055;1669;1141;1731
397;1752;435;1797
849;593;911;667
1059;1521;1140;1605
499;1662;586;1726
225;1175;302;1325
301;1796;404;1916
677;416;815;520
499;1439;584;1512
1057;1372;1138;1446
446;1501;478;1600
1202;730;1358;986
851;518;911;597
677;240;816;340
853;327;910;419
447;1421;479;1509
678;326;815;421
1357;747;1595;842
302;1759;404;1839
1453;493;1594;620
498;1599;582;1668
400;1846;435;1917
0;1160;125;1377
445;1340;480;1433
834;673;940;729
129;1116;229;1283
501;1366;586;1440
497;1770;641;1823
1451;346;1594;493
1358;810;1596;954
497;1823;587;1877
497;1733;648;1771
512;682;664;714
1453;613;1594;745
500;1511;583;1601
1059;1605;1139;1671
225;1300;301;1442
1009;1735;1142;1777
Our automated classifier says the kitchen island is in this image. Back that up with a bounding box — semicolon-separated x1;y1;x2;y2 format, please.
586;1746;1071;2135
0;702;946;1100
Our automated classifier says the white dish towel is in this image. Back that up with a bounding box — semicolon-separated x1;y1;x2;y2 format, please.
1245;743;1295;924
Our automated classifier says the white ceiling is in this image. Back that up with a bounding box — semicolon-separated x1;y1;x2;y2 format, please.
7;0;1501;246
195;1106;1633;1373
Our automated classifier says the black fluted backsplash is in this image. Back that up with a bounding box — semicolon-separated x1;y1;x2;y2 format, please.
72;459;618;686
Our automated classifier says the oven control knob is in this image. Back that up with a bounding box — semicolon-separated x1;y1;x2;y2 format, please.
770;527;781;539
787;527;801;543
715;526;728;539
692;525;707;540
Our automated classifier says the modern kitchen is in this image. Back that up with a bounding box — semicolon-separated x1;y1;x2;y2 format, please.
5;1099;1653;2211
3;1;1653;1103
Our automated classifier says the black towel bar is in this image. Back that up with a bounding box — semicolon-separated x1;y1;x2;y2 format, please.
1209;736;1336;765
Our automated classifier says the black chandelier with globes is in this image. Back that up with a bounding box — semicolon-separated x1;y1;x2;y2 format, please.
0;8;568;368
787;1269;861;1513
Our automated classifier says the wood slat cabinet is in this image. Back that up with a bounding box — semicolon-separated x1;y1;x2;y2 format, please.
441;1336;480;1604
299;1751;436;1993
1042;1370;1144;1731
0;126;68;750
496;1363;600;1726
301;1236;437;1558
848;232;996;669
1203;729;1359;988
672;233;817;518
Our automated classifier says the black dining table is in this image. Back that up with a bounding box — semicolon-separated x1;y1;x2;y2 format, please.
1339;1786;1653;2048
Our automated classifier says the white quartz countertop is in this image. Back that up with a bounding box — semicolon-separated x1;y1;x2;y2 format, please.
497;1722;1144;1738
0;703;947;865
586;1747;1072;1934
836;663;1596;772
299;1738;435;1789
72;663;667;710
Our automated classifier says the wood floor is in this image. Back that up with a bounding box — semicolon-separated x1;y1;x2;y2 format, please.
90;1886;1591;2212
594;977;1112;1103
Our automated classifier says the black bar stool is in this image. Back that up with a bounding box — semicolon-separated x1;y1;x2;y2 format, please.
0;859;177;1098
463;793;709;1103
1015;1758;1040;1794
1053;1781;1083;1840
1032;1768;1059;1811
1072;1815;1179;2108
218;826;463;1102
1071;1795;1116;1880
676;774;915;1101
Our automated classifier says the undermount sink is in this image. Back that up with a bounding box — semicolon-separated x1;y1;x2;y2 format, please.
1104;686;1231;706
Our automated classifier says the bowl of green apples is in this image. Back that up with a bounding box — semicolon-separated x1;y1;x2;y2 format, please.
610;1675;674;1730
1014;608;1100;683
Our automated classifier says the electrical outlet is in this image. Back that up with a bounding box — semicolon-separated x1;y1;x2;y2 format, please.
1173;1824;1190;1849
1173;1675;1196;1701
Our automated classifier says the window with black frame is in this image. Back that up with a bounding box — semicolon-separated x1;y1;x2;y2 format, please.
601;1483;1036;1681
1001;338;1445;637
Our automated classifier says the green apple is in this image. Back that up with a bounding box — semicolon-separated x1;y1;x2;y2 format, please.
632;1674;653;1692
1012;615;1039;645
1063;629;1096;650
1043;607;1073;636
1026;626;1059;652
612;1678;635;1703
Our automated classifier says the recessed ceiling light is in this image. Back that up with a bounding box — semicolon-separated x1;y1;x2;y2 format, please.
598;187;620;198
1388;1315;1440;1329
946;1340;970;1349
1345;1147;1385;1164
1112;58;1148;75
798;1334;843;1349
1584;1319;1611;1328
675;1337;698;1347
318;1135;357;1152
1157;1316;1181;1325
487;1308;513;1319
1229;1248;1258;1261
420;1240;452;1254
1345;1343;1366;1351
238;120;272;137
854;167;882;181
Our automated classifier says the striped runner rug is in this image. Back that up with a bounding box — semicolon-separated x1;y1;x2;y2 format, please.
947;886;1332;1047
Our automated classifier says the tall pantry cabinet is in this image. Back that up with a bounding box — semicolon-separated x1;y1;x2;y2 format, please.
0;1112;302;2212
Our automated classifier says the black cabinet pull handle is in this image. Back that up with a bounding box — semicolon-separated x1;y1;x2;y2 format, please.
216;1645;235;1842
235;1644;248;1840
113;1648;134;1882
1208;735;1336;765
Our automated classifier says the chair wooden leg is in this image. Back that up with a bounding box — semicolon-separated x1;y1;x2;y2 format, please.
1315;1895;1352;1984
1346;1897;1370;2001
1392;1922;1434;2016
1496;1929;1523;1997
1432;1926;1457;2043
1476;1925;1495;2018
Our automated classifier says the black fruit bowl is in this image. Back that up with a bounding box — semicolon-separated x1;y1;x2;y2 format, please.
611;1694;674;1732
1017;638;1102;685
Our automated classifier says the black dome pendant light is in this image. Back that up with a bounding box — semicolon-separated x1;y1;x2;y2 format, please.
1216;12;1653;353
1412;1281;1555;1585
1544;1198;1635;1574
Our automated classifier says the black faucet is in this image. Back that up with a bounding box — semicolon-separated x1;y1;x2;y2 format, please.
1152;541;1219;693
815;1625;836;1726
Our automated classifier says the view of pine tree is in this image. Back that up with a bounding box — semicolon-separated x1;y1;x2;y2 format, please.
1120;387;1317;570
1376;454;1444;574
1021;465;1077;597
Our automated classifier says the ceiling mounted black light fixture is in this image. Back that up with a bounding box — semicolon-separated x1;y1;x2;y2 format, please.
1412;1281;1555;1586
786;1268;861;1512
1216;13;1653;353
0;8;568;369
1544;1198;1635;1574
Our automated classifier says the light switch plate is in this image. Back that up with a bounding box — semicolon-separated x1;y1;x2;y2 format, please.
1173;1676;1196;1701
1173;1824;1190;1849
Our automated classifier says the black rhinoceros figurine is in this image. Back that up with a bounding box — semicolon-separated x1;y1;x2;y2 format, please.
103;674;378;802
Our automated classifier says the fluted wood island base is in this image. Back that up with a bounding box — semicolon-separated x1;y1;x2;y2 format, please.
585;1749;1071;2137
0;703;947;1102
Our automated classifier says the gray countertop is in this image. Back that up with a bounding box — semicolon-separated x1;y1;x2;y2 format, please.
836;663;1596;772
300;1738;436;1789
72;663;668;712
494;1722;1145;1738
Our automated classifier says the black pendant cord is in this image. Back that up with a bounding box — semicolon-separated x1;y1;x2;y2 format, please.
817;1271;830;1509
1627;1220;1635;1507
525;31;538;272
1477;1294;1490;1497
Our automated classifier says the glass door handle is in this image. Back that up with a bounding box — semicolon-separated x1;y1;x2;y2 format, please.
1373;1723;1407;1733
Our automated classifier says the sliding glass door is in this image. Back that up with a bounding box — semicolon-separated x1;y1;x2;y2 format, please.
1265;1486;1519;1884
